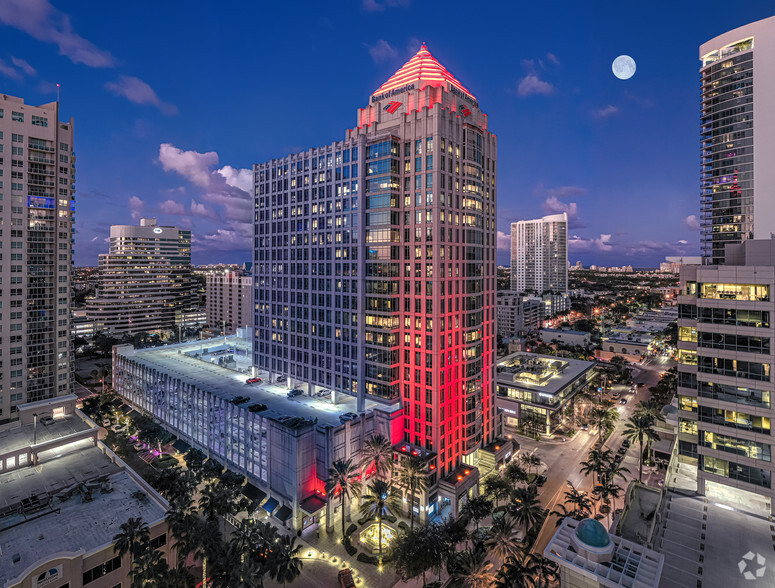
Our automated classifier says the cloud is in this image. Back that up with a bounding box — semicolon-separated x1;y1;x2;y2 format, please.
190;200;219;220
684;214;700;231
217;165;253;192
158;143;253;250
517;74;554;97
105;75;177;115
128;195;145;221
496;230;511;252
362;0;410;11
569;233;613;252
91;236;99;242
159;199;186;215
367;39;397;63
11;56;35;76
0;58;20;79
0;0;114;67
546;52;560;66
593;104;618;118
533;185;586;228
159;143;219;187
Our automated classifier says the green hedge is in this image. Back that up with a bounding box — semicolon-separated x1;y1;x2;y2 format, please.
356;553;394;565
343;536;357;556
346;523;357;537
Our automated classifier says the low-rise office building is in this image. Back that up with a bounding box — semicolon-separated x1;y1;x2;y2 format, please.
497;293;542;338
205;270;252;334
0;395;172;588
496;352;595;435
539;328;591;348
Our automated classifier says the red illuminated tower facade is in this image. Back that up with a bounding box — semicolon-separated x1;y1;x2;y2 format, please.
254;45;498;502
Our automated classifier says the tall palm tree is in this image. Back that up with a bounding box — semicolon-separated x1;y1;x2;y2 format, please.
519;451;542;476
623;413;661;481
531;554;559;588
268;534;304;587
129;549;168;588
483;475;512;510
594;479;624;528
510;486;543;536
166;495;197;567
589;406;618;443
360;479;401;568
325;458;359;541
484;514;521;565
449;549;495;588
503;462;528;487
635;398;666;422
494;551;541;588
397;456;428;530
579;448;614;488
460;495;493;532
562;481;593;518
360;434;394;482
114;517;150;562
230;518;264;582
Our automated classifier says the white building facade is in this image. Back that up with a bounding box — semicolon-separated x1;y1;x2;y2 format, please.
510;213;568;294
0;94;75;425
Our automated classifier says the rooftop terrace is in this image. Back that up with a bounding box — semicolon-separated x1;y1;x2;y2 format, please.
496;352;595;395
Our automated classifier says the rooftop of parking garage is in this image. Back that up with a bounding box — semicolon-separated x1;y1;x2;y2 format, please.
114;336;385;428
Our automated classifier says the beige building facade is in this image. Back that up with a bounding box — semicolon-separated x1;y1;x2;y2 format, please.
206;270;252;333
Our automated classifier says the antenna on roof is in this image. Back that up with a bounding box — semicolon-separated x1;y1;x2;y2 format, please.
56;83;60;102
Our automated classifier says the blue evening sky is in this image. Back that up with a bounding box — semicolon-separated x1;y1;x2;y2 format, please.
1;1;773;267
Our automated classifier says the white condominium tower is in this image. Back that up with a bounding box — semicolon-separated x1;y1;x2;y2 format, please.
700;15;775;264
0;94;75;424
254;44;499;484
510;213;568;295
88;218;193;335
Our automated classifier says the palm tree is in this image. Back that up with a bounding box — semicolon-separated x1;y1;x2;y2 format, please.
623;413;661;481
593;479;624;527
484;514;521;565
503;462;528;487
165;495;197;566
531;554;559;588
589;405;618;443
325;458;359;541
460;495;493;532
114;517;150;562
579;448;614;489
560;481;593;520
510;486;543;536
268;534;304;587
359;479;401;568
230;518;264;581
483;475;512;510
519;451;542;476
129;549;168;588
397;456;428;530
360;434;394;482
494;551;541;588
449;549;495;588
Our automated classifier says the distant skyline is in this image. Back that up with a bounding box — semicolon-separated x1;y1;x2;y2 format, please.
1;1;774;266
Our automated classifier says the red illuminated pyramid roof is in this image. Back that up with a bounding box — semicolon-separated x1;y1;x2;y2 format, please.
373;44;475;100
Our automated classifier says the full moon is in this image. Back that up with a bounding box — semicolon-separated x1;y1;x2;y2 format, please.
612;55;636;80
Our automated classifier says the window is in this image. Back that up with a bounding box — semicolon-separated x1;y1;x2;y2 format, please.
11;111;23;122
699;283;769;301
31;115;48;127
83;555;121;584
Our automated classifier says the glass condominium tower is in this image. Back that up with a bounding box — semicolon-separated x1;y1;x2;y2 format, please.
253;45;498;478
700;15;775;264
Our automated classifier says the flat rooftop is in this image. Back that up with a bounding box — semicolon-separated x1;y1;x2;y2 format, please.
496;352;594;395
117;336;385;428
0;422;166;586
653;492;775;588
2;413;93;455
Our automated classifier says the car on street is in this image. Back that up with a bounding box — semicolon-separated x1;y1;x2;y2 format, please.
534;474;547;487
622;439;630;448
580;423;589;431
245;377;262;384
619;398;628;405
287;388;304;398
618;445;627;455
338;569;355;588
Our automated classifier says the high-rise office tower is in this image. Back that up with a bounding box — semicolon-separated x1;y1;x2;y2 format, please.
88;218;193;335
0;94;75;424
254;44;498;480
677;237;775;514
510;213;568;294
700;16;775;264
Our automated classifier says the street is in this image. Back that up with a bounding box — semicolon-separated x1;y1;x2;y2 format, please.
527;355;674;555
